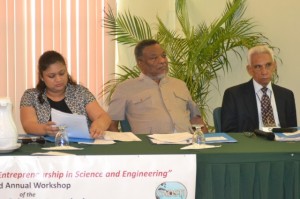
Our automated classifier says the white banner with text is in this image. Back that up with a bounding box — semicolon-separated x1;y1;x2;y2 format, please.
0;154;196;199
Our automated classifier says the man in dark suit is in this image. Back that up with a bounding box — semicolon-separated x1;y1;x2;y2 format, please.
221;45;297;132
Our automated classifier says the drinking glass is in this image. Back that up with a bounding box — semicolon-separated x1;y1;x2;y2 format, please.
191;124;206;145
55;126;69;147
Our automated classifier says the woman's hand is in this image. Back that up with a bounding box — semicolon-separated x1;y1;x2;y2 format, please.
86;101;112;139
44;121;59;136
89;122;105;139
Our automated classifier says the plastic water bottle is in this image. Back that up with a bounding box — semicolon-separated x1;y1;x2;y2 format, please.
192;125;206;145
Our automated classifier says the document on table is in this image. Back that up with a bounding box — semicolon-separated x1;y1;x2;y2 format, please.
104;131;141;142
148;132;237;144
51;108;90;139
181;144;221;150
148;132;192;144
205;133;237;143
32;151;76;156
41;146;84;150
78;131;141;145
274;131;300;141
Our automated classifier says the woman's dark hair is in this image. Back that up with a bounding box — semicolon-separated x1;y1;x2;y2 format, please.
36;50;76;104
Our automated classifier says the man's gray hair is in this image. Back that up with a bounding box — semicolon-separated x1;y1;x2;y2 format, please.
247;45;274;64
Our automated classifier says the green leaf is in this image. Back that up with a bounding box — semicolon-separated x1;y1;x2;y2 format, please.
101;0;276;129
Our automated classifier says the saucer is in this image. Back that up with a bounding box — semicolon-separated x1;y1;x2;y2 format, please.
0;143;21;153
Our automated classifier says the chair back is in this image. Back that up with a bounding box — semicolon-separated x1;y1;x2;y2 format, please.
213;107;222;132
120;118;132;132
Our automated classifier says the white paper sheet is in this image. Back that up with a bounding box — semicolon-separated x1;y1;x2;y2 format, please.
275;131;300;141
78;140;116;145
77;131;141;145
51;108;91;139
41;146;84;150
181;144;221;150
104;131;142;142
206;136;227;141
31;151;76;156
150;139;191;145
148;132;192;143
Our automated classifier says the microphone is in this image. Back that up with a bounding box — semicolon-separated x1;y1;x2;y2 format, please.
254;129;275;140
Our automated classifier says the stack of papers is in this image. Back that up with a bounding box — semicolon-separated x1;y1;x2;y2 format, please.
32;151;76;156
274;131;300;141
41;146;84;150
104;131;141;142
148;132;237;145
51;108;90;139
44;131;141;145
79;131;141;145
148;132;192;144
181;144;221;150
50;108;142;144
79;139;115;145
205;133;237;143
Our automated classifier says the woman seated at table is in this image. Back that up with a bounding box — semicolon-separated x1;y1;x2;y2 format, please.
20;50;111;138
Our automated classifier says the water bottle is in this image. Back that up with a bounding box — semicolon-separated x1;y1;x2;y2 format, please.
55;126;69;147
192;125;205;145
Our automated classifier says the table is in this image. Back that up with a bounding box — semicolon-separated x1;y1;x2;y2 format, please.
2;133;300;199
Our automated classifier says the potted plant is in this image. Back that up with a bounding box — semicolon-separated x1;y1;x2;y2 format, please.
102;0;273;126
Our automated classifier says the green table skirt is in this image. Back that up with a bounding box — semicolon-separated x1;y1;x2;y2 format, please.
4;133;300;199
197;158;300;199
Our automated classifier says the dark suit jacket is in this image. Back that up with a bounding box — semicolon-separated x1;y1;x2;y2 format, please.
221;80;297;132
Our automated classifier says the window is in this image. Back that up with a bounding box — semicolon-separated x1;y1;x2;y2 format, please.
0;0;115;133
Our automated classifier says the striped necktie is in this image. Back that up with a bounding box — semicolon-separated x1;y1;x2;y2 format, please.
261;87;275;127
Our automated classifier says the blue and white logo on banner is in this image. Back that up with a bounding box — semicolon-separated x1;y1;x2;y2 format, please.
155;181;187;199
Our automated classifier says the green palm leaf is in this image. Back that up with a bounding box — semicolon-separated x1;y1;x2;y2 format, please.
101;0;275;127
104;6;153;46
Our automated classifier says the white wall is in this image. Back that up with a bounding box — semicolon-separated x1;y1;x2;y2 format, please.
115;0;175;70
209;0;300;125
116;0;300;126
